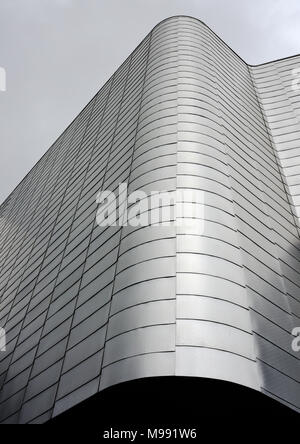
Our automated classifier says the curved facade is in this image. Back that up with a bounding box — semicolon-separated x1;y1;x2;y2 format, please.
0;16;299;423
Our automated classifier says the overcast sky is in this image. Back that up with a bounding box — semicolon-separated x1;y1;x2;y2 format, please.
0;0;300;205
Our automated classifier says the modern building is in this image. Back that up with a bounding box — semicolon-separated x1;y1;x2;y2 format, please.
0;16;300;424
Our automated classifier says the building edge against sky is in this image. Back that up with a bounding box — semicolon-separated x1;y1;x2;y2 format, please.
0;16;299;423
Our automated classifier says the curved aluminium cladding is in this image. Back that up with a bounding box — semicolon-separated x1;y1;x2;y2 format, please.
251;56;300;227
0;16;299;423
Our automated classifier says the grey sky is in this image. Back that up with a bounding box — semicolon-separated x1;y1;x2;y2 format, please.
0;0;300;205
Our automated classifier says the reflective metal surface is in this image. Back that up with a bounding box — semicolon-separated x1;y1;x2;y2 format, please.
0;16;299;423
